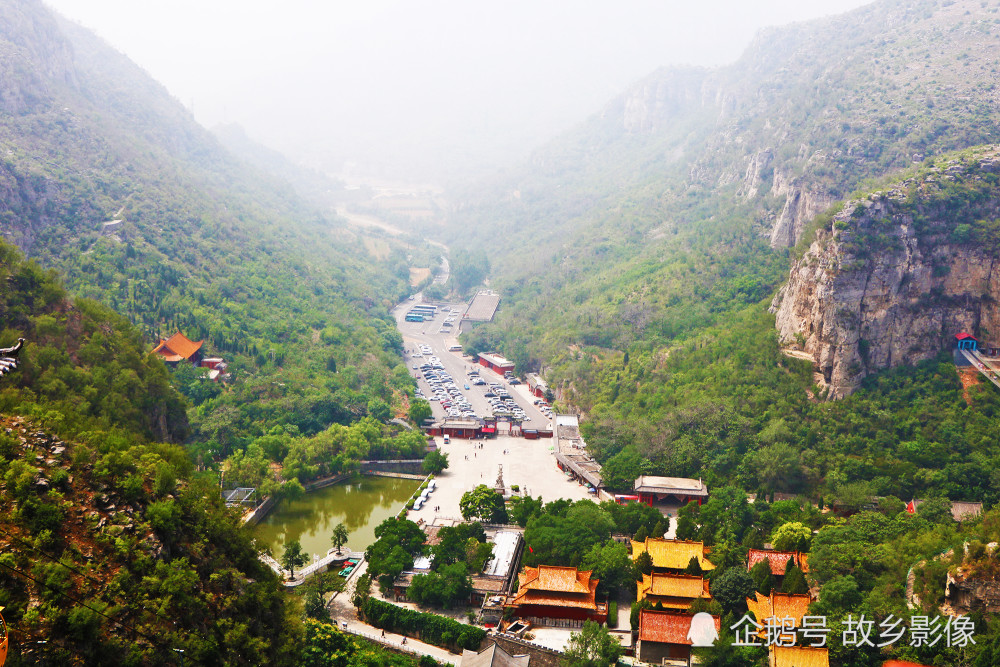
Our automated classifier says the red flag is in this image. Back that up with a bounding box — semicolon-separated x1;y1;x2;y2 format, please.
906;500;915;514
528;545;533;553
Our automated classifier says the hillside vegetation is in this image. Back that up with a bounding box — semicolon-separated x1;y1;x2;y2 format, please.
455;0;1000;506
0;241;300;665
0;0;433;473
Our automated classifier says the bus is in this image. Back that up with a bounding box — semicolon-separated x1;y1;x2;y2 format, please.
405;313;425;322
614;494;641;505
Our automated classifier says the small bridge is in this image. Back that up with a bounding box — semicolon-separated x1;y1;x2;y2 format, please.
958;348;1000;390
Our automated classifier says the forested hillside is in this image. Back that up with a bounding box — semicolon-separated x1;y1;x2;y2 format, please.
0;0;425;464
455;0;1000;506
0;240;299;664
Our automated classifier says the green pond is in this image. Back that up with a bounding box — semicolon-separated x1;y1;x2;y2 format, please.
254;475;421;560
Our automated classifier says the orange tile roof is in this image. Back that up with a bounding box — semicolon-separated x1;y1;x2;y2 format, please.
638;609;720;645
637;573;710;606
769;646;829;667
631;538;714;571
747;591;813;627
152;332;203;361
519;565;592;594
748;548;810;575
511;565;598;610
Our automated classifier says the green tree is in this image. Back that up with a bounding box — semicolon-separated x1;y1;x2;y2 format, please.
832;480;875;514
917;497;955;524
331;523;350;555
407;563;473;608
408;399;432;425
367;397;392;422
523;501;615;567
749;559;774;595
450;249;490;295
600;446;646;491
878;495;906;517
770;521;812;552
709;567;755;616
509;495;543;527
366;518;427;591
459;485;508;523
580;539;634;596
282;539;308;579
634;551;654;577
684;555;704;576
781;564;809;595
747;442;803;493
432;523;487;567
422;450;449;475
301;619;355;667
561;620;623;667
675;501;700;541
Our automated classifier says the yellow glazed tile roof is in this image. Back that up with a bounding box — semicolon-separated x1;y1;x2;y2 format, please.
769;646;830;667
630;538;715;571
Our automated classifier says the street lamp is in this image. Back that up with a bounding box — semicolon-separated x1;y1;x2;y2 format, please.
173;648;185;666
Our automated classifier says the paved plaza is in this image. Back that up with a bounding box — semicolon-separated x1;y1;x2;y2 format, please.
408;433;595;524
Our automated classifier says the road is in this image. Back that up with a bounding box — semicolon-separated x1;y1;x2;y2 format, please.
326;559;459;665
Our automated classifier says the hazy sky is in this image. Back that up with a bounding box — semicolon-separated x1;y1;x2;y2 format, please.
43;0;873;184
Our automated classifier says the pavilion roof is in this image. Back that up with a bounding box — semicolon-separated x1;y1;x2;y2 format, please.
152;332;203;361
638;609;720;646
630;538;715;571
637;572;710;604
634;475;708;497
460;643;530;667
746;591;812;627
769;646;829;667
511;565;598;610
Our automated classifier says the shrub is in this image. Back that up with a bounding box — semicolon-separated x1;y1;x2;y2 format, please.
359;597;485;652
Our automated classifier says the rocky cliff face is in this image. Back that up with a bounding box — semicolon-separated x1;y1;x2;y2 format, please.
768;168;837;248
0;0;77;114
771;147;1000;398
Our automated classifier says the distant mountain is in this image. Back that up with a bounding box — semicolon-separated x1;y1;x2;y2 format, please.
450;0;1000;370
212;122;357;211
0;0;415;444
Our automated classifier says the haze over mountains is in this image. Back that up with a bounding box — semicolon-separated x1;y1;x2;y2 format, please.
41;0;873;185
4;0;1000;663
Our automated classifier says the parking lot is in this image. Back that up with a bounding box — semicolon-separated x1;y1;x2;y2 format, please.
394;299;553;428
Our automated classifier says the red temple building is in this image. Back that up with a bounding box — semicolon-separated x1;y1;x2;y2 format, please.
506;565;607;627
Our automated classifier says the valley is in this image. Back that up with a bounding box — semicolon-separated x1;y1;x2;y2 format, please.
1;0;1000;665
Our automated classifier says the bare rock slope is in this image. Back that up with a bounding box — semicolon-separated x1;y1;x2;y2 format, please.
772;147;1000;398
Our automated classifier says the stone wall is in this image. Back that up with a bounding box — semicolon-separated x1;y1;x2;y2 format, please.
490;634;565;667
360;459;425;475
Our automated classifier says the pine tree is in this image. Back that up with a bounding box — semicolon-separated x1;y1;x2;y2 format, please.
781;565;808;595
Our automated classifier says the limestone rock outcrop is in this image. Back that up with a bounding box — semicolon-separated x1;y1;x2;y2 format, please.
771;147;1000;398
